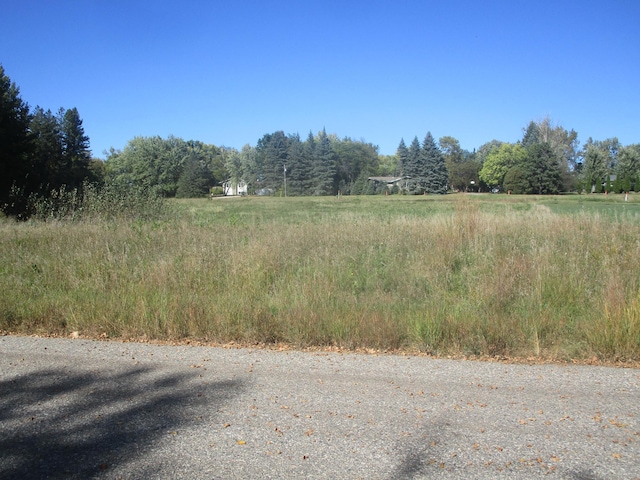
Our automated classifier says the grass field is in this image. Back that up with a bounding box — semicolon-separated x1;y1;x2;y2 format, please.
2;193;640;363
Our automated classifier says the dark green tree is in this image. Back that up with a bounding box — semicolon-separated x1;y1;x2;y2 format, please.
404;136;423;194
299;132;316;195
612;176;622;194
29;106;64;191
455;152;482;192
503;166;529;194
422;132;448;194
523;142;563;194
521;118;579;192
0;65;32;216
312;129;335;195
397;138;409;177
521;121;540;148
350;171;367;195
176;151;213;198
256;131;288;193
286;133;308;195
333;137;379;193
59;107;92;189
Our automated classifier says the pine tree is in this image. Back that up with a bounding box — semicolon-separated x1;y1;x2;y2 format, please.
312;129;335;195
422;132;448;194
59;107;91;189
523;142;562;194
521;121;540;148
288;133;311;195
404;137;423;194
0;65;32;216
29;106;64;191
397;138;409;177
176;151;212;198
300;131;316;195
256;131;288;193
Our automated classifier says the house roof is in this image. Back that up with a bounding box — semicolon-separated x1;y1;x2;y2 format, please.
368;176;403;183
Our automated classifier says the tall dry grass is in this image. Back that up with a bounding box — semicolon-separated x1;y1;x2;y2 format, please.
1;195;639;361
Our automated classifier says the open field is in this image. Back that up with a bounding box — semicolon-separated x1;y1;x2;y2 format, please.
2;193;640;363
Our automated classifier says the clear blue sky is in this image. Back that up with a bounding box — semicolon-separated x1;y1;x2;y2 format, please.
2;1;639;158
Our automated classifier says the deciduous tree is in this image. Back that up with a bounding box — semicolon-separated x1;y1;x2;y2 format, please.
479;143;526;188
581;145;608;192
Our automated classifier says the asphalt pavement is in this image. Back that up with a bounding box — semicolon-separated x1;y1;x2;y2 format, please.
1;335;639;479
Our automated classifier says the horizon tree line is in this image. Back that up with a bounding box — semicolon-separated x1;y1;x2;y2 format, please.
3;64;640;219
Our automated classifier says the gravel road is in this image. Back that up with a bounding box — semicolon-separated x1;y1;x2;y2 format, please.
1;335;639;479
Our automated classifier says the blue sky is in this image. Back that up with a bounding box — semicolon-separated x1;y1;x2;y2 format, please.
1;1;639;158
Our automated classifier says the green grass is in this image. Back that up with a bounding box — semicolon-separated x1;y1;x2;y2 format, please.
2;193;640;363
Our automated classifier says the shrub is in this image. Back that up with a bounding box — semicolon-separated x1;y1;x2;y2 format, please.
29;180;168;222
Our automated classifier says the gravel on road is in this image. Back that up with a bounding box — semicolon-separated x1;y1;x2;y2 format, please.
1;335;639;479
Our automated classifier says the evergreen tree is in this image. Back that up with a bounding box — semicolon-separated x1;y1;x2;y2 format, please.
312;129;335;195
286;133;311;195
59;107;91;189
351;171;368;195
0;65;32;216
300;131;316;195
285;133;304;195
29;106;64;191
256;131;288;193
503;166;529;194
422;132;448;194
523;142;563;194
396;138;409;177
175;151;213;198
521;121;540;148
404;136;423;194
594;176;603;193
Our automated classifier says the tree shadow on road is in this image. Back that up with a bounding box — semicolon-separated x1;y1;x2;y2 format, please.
0;364;243;479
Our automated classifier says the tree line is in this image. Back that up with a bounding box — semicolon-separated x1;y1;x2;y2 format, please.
1;66;100;218
3;64;640;219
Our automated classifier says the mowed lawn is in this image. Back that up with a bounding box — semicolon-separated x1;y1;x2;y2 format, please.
2;193;640;363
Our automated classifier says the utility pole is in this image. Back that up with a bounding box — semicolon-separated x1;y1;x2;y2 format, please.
284;164;287;197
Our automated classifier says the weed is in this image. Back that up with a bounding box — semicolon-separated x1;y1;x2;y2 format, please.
2;194;640;361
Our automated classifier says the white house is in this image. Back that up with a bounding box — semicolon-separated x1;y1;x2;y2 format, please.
222;179;248;196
